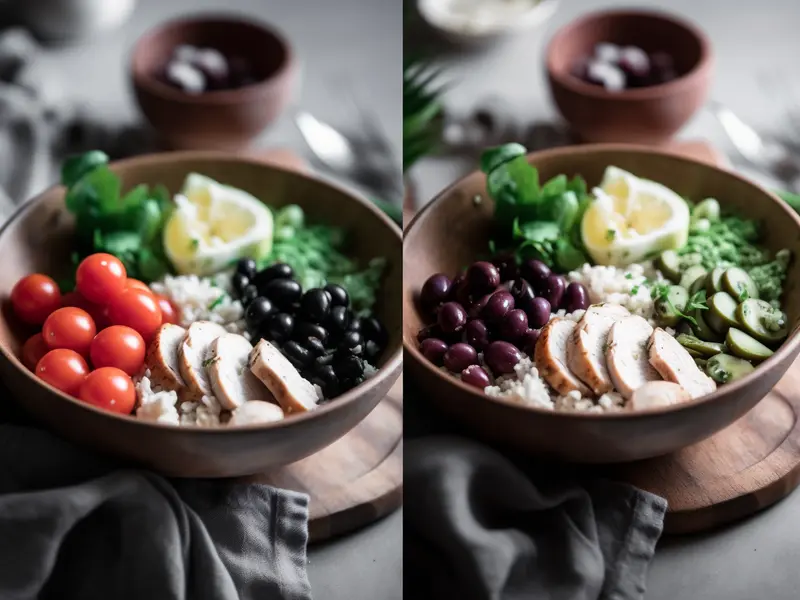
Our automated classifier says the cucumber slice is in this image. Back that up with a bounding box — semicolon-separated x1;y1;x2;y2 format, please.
705;353;755;384
706;267;726;296
689;273;708;296
706;291;740;334
676;333;725;357
654;285;689;327
680;265;707;291
722;267;759;301
655;250;682;283
695;357;709;369
736;298;790;345
726;328;774;362
690;291;724;343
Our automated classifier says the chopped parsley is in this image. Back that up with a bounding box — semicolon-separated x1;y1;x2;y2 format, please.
605;229;617;241
208;294;226;310
630;285;640;295
625;273;633;280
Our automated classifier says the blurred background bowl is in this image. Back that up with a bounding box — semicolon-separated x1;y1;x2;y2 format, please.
130;15;295;150
545;9;713;145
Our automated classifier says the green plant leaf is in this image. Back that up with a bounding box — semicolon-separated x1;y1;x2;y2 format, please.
61;151;109;188
541;190;580;231
65;165;121;215
554;239;588;272
513;219;560;243
540;174;567;198
479;143;527;175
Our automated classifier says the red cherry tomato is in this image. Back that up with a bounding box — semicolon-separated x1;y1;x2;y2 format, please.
106;288;162;343
61;291;111;330
78;367;135;414
42;307;97;355
10;274;62;325
36;349;89;396
21;333;49;371
155;294;179;325
90;325;145;375
76;253;127;304
125;279;152;295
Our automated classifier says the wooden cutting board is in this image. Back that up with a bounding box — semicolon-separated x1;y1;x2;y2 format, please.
246;148;404;543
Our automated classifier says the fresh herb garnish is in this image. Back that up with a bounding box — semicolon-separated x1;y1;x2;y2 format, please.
606;229;617;241
630;285;640;295
625;273;633;280
650;283;707;325
208;294;226;310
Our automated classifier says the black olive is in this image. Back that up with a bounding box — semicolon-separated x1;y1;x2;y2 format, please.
282;341;313;369
339;330;363;354
300;289;331;323
334;355;364;380
361;316;387;345
324;283;349;307
314;353;335;368
293;321;328;345
245;297;274;330
262;278;302;309
347;314;362;333
252;263;294;291
325;306;350;337
364;340;381;361
240;284;258;307
300;336;326;357
231;273;249;297
262;313;294;343
236;258;257;280
311;364;339;398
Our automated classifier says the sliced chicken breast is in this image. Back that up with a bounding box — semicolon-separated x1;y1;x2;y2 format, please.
228;400;285;426
249;339;320;414
648;328;717;399
568;304;630;395
630;381;692;410
207;333;276;410
178;321;228;398
145;323;188;391
534;318;591;397
606;315;662;399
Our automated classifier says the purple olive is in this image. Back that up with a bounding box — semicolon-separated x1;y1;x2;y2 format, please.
519;328;541;355
466;261;501;294
438;302;467;334
482;290;514;324
541;275;566;309
521;259;551;292
420;273;451;313
563;282;590;313
492;252;518;281
444;343;478;372
464;319;491;351
484;341;522;375
448;272;466;300
509;279;535;312
461;365;491;389
500;309;528;342
417;325;437;343
420;338;448;366
467;294;491;319
525;296;552;329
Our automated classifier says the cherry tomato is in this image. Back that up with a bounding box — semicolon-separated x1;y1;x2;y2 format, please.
36;349;89;396
78;367;135;414
126;279;153;295
61;291;111;330
155;294;179;325
21;333;49;371
10;273;62;325
90;325;145;375
106;288;162;342
42;307;97;355
76;253;127;304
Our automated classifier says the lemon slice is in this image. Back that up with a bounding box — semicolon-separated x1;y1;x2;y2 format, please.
581;166;689;266
164;173;274;276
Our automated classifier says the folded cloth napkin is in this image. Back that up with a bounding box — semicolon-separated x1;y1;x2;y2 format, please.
0;396;312;600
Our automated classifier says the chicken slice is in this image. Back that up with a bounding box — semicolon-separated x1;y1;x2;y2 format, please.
178;321;228;398
228;400;285;426
145;323;187;391
606;315;662;399
568;304;630;395
534;318;592;396
648;327;717;399
207;333;276;410
249;339;320;414
630;381;692;410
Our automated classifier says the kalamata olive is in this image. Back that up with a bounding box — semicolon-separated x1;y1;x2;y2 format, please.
300;289;331;323
282;341;313;369
325;306;350;337
364;340;381;361
324;283;349;307
521;259;551;292
240;284;258;307
540;274;566;309
236;258;257;280
339;330;364;354
443;343;478;372
461;365;491;389
293;321;328;345
416;325;442;344
465;320;490;349
314;353;335;369
311;364;339;398
253;263;294;291
438;302;467;333
482;290;514;324
300;336;327;357
525;297;552;329
519;328;541;355
420;274;451;312
361;316;387;346
467;261;501;294
334;355;365;380
484;341;522;375
500;309;528;342
231;273;249;297
262;278;302;309
509;279;535;311
467;294;492;319
563;282;590;313
492;252;518;281
245;297;274;330
448;273;467;301
263;313;294;343
347;314;362;333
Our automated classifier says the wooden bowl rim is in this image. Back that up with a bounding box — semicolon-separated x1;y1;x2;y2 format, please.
130;13;296;105
545;8;713;101
404;143;800;421
0;150;403;434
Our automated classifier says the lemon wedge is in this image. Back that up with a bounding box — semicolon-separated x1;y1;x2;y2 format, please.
163;173;274;276
581;166;689;266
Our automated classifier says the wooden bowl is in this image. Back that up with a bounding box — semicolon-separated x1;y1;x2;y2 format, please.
545;9;713;145
0;152;402;477
404;145;800;463
130;15;295;150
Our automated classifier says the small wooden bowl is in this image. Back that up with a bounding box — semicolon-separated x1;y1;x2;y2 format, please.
130;15;296;150
545;9;713;145
0;152;402;477
404;145;800;463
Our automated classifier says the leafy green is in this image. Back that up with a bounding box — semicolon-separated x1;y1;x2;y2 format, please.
61;151;110;188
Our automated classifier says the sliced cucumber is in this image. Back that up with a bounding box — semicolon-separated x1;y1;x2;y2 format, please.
655;250;682;283
722;267;759;302
654;285;689;327
689;272;709;296
706;267;726;296
676;333;725;357
680;265;707;291
695;357;709;369
726;328;774;362
736;298;790;345
686;347;704;358
690;291;724;343
705;353;755;384
706;291;741;334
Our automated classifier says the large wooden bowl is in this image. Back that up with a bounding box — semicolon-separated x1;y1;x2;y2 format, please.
0;152;402;477
404;145;800;463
